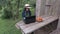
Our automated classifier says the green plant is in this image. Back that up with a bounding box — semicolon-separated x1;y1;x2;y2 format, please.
2;9;13;19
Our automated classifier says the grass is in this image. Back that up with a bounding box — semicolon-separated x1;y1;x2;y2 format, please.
0;18;22;34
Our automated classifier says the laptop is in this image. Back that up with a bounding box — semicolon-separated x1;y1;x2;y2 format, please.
24;16;36;24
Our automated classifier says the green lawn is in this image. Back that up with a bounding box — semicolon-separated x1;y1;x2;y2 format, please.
0;18;22;34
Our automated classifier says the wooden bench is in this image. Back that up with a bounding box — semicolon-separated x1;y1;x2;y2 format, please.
15;16;59;34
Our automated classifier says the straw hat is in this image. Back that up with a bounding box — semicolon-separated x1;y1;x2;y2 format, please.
25;4;31;8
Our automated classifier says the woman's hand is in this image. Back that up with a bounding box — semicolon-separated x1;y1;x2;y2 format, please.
23;17;26;19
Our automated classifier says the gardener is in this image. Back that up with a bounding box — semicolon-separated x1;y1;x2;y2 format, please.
22;4;31;19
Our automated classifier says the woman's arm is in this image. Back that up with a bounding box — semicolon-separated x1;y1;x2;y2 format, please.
22;11;26;19
22;11;26;17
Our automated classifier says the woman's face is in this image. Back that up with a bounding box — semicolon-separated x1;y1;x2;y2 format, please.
26;8;29;11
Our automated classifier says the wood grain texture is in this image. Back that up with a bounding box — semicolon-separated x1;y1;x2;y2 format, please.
36;0;59;16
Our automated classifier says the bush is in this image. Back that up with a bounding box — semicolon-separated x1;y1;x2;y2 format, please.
2;9;13;19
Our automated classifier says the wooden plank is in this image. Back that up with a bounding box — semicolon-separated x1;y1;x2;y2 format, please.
15;16;58;34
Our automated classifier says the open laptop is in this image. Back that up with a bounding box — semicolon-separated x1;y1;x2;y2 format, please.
24;16;36;24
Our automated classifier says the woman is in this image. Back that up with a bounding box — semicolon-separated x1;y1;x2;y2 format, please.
22;4;31;19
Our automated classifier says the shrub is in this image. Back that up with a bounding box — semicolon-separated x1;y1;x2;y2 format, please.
2;9;13;19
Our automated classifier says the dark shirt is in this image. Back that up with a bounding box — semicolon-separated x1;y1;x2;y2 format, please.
22;10;31;18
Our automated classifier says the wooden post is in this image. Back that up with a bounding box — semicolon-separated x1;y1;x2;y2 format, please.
36;0;46;16
36;0;42;17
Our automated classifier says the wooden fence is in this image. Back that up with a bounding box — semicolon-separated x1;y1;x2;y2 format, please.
36;0;60;17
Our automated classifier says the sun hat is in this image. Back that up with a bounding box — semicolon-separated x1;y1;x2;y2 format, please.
25;4;31;8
